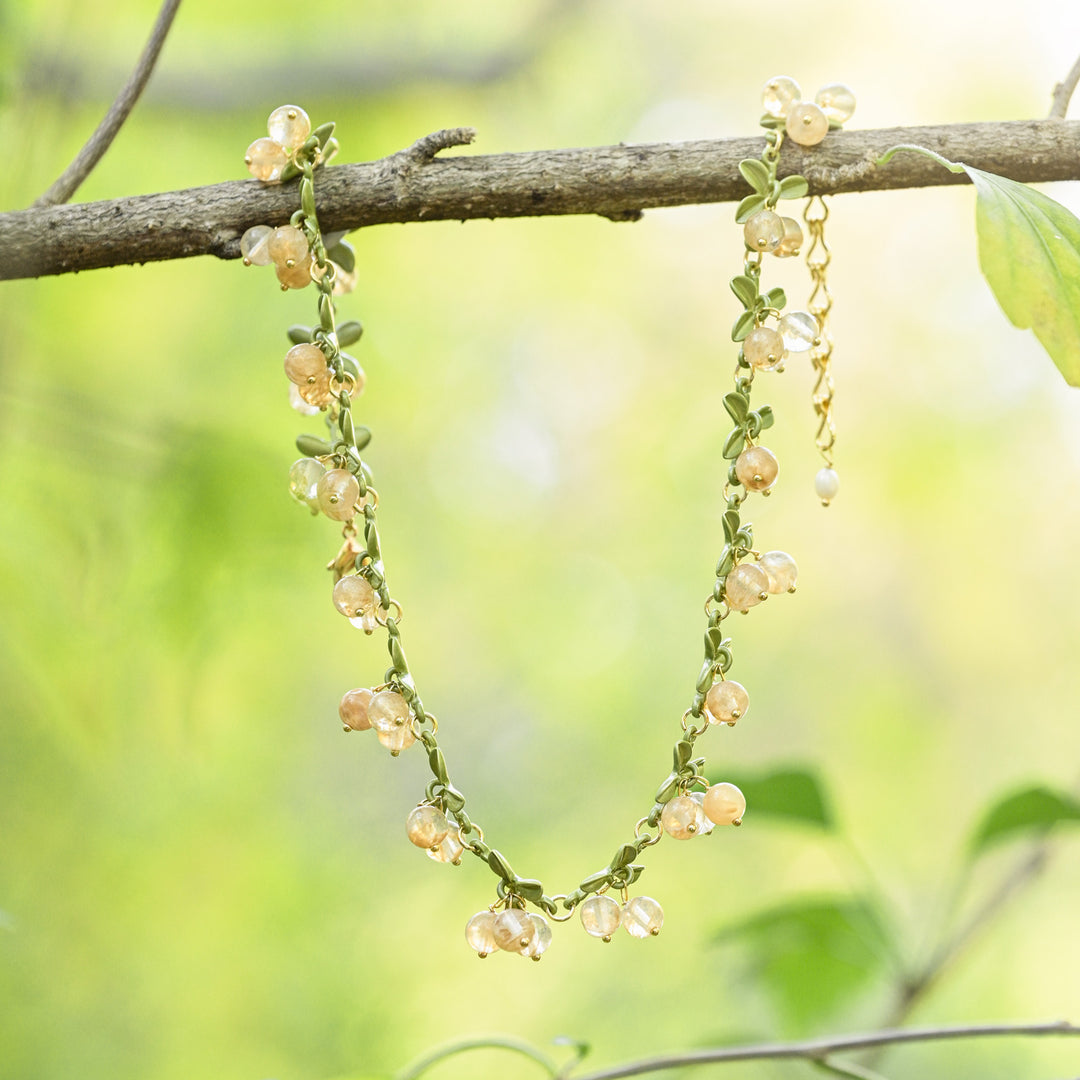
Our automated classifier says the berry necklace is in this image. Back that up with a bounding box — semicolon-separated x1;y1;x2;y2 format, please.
240;77;854;960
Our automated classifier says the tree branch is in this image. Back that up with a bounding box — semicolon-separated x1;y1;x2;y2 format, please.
30;0;183;208
4;118;1080;281
1049;50;1080;119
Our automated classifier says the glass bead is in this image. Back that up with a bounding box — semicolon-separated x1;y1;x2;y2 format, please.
759;550;798;594
297;373;334;408
778;311;819;353
690;793;715;835
367;689;411;735
775;217;804;258
734;445;779;492
284;343;327;386
622;895;664;938
493;909;536;953
268;225;310;269
349;611;380;633
333;575;375;618
743;209;784;253
276;253;313;290
406;805;450;850
465;911;498;957
705;679;749;724
724;562;770;612
579;895;622;940
427;828;463;863
267;104;311;151
289;382;321;416
377;724;416;755
661;794;705;839
786;102;829;147
815;83;856;124
703;781;746;826
522;914;553;959
815;467;840;504
743;326;786;371
245;137;288;182
762;76;801;118
240;224;273;266
288;457;325;504
317;468;360;521
333;264;359;296
338;687;374;731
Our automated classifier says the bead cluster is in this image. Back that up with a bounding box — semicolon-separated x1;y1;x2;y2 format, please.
762;76;856;147
246;87;850;958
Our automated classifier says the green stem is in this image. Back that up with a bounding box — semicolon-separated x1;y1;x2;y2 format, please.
875;144;965;174
396;1036;559;1080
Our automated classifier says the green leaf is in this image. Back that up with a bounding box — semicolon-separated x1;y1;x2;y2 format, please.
756;405;775;430
722;510;740;543
729;275;758;309
286;324;313;344
721;427;746;459
778;174;809;199
337;319;364;346
738;158;770;195
731;309;755;342
486;849;516;881
708;767;833;829
327;240;356;273
296;433;332;457
969;784;1080;857
735;194;766;223
722;392;749;423
966;167;1080;385
764;286;787;311
712;896;893;1030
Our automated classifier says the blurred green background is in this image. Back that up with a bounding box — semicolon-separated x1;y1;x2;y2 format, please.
2;2;1080;1079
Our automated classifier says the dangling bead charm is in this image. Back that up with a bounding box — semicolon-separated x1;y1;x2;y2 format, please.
522;914;553;960
743;326;787;371
493;908;536;953
244;137;288;181
778;311;819;353
367;690;416;755
734;445;779;493
703;782;747;826
240;225;274;266
288;457;325;507
338;687;373;731
406;805;450;850
689;792;715;835
743;209;785;253
786;102;829;146
661;794;705;839
268;225;310;270
333;575;376;620
705;679;749;725
579;895;622;941
622;896;664;938
465;911;498;957
774;217;804;258
815;467;840;505
815;83;856;124
427;828;464;863
724;562;770;612
317;469;360;521
758;550;798;594
761;75;801;118
267;105;312;152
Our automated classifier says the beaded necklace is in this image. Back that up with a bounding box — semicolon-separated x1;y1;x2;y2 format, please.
240;76;854;959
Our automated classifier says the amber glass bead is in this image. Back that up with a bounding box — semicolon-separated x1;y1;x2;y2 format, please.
317;469;360;520
333;575;375;618
297;373;334;408
743;209;784;253
288;383;321;416
245;137;288;181
288;457;325;505
690;792;715;835
275;253;314;290
759;550;798;594
815;83;856;124
743;326;786;371
705;679;749;724
786;102;829;146
427;828;463;863
762;76;801;118
493;909;536;953
284;343;328;385
703;781;746;825
622;896;664;938
775;217;804;258
378;724;416;755
338;687;374;731
267;104;311;151
465;911;498;956
268;225;310;269
724;562;770;612
735;445;779;492
367;689;410;735
240;225;273;266
406;805;450;850
661;794;704;839
579;895;622;940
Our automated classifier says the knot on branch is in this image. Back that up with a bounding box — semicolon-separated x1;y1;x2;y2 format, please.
401;127;478;168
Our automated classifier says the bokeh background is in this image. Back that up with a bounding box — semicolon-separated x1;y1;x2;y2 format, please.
2;2;1079;1078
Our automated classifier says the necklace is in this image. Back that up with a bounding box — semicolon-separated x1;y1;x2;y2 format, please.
239;76;855;960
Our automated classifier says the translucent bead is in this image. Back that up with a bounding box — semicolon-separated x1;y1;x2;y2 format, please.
522;914;553;960
689;793;715;835
724;562;770;612
240;224;274;266
775;217;804;258
288;457;325;504
815;83;856;124
333;575;375;618
317;469;360;520
703;781;746;826
245;137;288;182
276;253;313;290
367;689;411;735
289;382;321;416
762;76;801;118
758;550;798;594
284;343;327;386
735;445;779;492
338;687;374;731
267;104;311;151
406;805;449;850
705;679;749;724
815;467;840;505
493;909;536;953
786;102;829;147
743;209;784;253
297;373;334;408
661;794;705;839
268;225;310;269
427;828;463;863
622;896;664;938
579;895;622;940
778;311;819;353
465;911;498;957
332;264;359;296
378;723;416;755
349;610;380;633
743;326;786;371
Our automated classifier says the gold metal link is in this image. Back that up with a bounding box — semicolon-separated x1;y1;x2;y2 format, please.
803;195;837;466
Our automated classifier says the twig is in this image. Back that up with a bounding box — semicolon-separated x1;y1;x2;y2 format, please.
815;1057;889;1080
1049;51;1080;118
564;1021;1078;1080
30;0;183;208
395;1035;558;1080
400;127;478;167
4;118;1080;281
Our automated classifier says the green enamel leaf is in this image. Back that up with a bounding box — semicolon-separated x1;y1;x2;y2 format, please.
966;167;1080;385
729;274;758;308
286;324;313;344
738;158;770;195
969;784;1080;857
723;391;749;423
735;194;766;223
327;240;356;273
778;174;809;199
764;286;787;310
731;309;755;342
722;427;746;459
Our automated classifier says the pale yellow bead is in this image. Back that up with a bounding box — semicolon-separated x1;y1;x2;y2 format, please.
724;562;770;612
426;828;463;863
762;76;802;118
338;687;374;731
521;914;553;959
333;575;375;618
759;550;798;594
268;225;310;269
406;805;449;849
377;724;416;755
775;217;804;258
288;382;321;416
465;911;498;957
317;469;360;521
284;343;327;386
275;253;314;290
297;372;334;408
815;467;840;504
493;908;536;953
705;679;749;724
815;83;856;124
778;311;819;353
743;326;786;371
245;137;288;181
734;445;779;492
689;792;715;835
622;896;664;938
367;689;411;735
579;895;622;940
786;102;829;146
240;224;273;266
703;781;746;825
288;457;325;505
267;104;311;152
743;209;784;253
661;794;704;839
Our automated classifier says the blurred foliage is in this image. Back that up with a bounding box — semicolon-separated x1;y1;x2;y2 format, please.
968;785;1080;855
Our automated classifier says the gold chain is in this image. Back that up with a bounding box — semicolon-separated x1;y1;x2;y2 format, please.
803;195;835;466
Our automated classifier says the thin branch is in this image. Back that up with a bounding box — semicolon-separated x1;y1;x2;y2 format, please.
30;0;183;208
815;1056;890;1080
4;118;1080;281
565;1021;1078;1080
395;1035;558;1080
1049;51;1080;118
